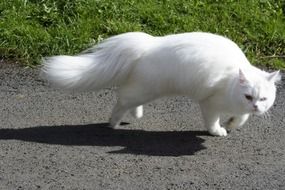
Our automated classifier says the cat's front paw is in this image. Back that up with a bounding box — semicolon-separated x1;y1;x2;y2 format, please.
209;127;228;137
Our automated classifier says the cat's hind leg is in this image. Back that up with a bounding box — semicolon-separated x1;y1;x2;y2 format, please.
109;84;155;128
226;114;249;130
130;105;144;119
109;101;130;128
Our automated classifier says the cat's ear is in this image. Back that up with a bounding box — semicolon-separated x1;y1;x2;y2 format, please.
267;70;281;83
239;69;250;85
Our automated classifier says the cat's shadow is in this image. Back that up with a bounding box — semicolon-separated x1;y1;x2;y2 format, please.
0;123;208;156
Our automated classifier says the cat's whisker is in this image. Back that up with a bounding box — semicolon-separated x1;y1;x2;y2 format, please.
262;111;272;122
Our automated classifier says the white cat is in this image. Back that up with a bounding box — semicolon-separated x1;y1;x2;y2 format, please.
41;32;281;136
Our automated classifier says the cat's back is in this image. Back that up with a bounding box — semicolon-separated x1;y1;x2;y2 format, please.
163;32;240;52
159;32;250;69
133;32;252;98
164;32;234;45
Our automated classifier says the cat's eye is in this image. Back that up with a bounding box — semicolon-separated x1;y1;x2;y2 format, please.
245;94;253;101
260;97;267;101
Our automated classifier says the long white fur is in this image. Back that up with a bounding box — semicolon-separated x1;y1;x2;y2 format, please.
41;32;156;91
41;32;280;136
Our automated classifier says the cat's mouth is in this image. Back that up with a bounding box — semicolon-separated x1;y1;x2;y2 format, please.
251;105;266;115
252;109;265;115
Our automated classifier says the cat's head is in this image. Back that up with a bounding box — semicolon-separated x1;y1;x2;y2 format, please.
238;69;281;115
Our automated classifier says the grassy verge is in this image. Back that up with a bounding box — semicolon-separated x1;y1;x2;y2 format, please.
0;0;284;69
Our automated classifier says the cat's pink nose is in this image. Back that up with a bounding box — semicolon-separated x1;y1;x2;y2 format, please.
253;104;258;111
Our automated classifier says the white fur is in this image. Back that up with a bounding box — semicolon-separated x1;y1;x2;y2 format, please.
41;32;281;136
41;32;155;91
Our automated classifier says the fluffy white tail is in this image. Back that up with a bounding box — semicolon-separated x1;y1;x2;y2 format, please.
41;32;155;91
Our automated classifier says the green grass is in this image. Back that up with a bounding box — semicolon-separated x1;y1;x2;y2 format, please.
0;0;284;69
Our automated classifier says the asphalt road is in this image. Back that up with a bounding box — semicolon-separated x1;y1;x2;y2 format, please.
0;61;284;190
